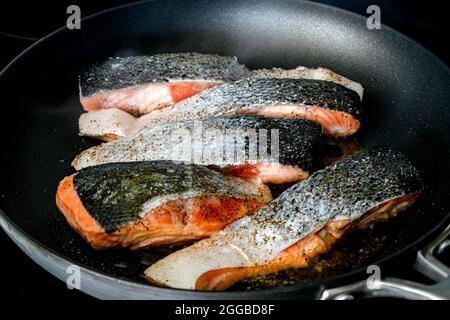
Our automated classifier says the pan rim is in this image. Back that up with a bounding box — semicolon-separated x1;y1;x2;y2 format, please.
1;0;449;298
2;208;448;299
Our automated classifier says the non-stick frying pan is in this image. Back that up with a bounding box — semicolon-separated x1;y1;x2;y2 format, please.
1;0;449;300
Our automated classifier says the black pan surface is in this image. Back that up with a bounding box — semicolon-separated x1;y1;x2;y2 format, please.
1;0;449;299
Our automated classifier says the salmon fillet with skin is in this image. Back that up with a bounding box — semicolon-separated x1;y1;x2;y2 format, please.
79;53;250;116
72;116;324;185
192;193;419;290
144;147;422;290
55;161;272;250
79;69;363;141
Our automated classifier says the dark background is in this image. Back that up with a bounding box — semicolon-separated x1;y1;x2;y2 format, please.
0;0;448;300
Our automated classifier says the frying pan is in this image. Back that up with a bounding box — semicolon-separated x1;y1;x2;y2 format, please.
1;0;449;300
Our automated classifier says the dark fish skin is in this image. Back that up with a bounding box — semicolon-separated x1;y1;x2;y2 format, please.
73;116;323;173
261;146;423;225
195;116;323;170
79;53;250;97
73;161;268;233
162;78;362;121
229;146;423;256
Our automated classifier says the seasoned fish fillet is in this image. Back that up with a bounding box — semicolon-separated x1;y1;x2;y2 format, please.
73;116;323;184
145;147;422;290
55;161;272;250
80;53;250;116
80;78;362;140
251;66;363;100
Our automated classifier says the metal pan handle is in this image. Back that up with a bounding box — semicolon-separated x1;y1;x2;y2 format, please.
320;224;450;300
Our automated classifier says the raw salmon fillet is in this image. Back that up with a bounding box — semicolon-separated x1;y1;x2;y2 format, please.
56;161;272;250
80;78;362;140
145;147;422;290
80;53;250;116
73;116;324;185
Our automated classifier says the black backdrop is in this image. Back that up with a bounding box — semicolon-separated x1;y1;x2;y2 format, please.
0;0;449;301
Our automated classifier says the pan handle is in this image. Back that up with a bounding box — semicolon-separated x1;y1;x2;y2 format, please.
320;277;450;300
320;224;450;300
